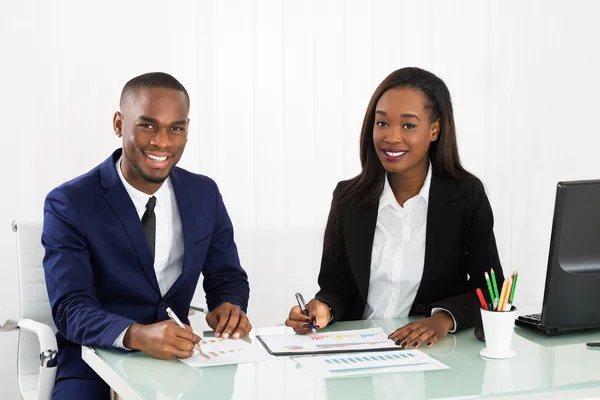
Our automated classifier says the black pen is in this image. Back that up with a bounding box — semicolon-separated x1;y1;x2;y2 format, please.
295;292;317;334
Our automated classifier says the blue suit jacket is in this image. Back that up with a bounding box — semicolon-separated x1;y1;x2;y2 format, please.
42;149;250;381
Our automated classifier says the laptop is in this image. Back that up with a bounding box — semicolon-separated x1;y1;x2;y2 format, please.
515;179;600;336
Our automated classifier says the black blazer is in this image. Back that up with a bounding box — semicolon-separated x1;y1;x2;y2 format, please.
315;171;504;332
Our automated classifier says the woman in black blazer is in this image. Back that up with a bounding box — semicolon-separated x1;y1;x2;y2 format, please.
285;67;504;348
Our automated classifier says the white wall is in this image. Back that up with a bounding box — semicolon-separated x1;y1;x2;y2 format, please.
2;0;600;397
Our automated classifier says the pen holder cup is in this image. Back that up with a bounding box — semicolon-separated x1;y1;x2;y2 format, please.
479;306;517;359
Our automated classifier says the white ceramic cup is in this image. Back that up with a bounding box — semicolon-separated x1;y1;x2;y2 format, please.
479;307;517;359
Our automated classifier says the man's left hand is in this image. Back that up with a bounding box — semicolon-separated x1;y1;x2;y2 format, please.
206;302;252;339
388;311;454;348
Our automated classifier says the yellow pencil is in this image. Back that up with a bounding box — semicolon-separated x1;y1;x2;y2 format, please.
498;280;509;311
503;276;514;311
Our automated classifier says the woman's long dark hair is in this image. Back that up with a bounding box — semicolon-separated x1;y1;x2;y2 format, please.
323;67;470;252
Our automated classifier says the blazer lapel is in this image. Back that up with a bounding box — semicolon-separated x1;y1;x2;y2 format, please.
101;150;161;297
413;174;464;307
342;203;378;303
163;168;193;299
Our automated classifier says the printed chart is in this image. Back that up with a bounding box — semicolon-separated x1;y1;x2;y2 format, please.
195;348;244;360
294;349;449;378
180;337;271;368
257;327;400;355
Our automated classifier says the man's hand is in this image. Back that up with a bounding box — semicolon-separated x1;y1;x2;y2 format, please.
123;320;201;359
284;299;331;334
206;302;252;339
388;312;454;348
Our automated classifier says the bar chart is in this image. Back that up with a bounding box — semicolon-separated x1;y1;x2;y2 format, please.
294;350;449;378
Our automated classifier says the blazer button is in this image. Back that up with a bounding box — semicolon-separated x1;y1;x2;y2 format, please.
159;302;167;310
415;304;426;314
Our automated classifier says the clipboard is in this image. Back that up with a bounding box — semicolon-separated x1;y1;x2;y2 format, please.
256;327;403;356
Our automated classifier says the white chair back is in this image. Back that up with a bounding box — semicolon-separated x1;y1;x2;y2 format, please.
14;220;57;399
232;226;324;328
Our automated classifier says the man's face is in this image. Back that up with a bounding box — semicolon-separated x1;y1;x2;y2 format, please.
113;87;189;194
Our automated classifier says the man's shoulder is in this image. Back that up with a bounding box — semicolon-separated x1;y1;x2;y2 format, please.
47;163;103;201
171;166;216;186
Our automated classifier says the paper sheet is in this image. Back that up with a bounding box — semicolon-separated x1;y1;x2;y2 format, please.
257;327;400;355
293;349;450;378
179;337;271;368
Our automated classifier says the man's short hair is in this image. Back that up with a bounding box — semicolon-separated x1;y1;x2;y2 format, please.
120;72;190;108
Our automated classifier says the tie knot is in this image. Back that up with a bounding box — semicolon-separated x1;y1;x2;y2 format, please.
146;196;157;213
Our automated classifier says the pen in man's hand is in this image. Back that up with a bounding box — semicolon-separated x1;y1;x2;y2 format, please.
166;307;203;353
295;292;317;334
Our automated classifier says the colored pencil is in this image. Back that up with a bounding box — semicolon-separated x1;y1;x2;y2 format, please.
498;280;509;312
476;288;488;310
509;270;519;304
484;272;495;304
490;268;500;301
503;276;513;311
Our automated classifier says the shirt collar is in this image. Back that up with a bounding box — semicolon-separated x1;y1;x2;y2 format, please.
379;161;432;211
115;156;171;214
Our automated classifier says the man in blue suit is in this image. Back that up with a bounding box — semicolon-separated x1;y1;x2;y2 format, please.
42;72;251;399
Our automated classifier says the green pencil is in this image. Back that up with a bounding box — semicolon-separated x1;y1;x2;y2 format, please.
509;270;518;303
490;268;500;301
484;272;495;303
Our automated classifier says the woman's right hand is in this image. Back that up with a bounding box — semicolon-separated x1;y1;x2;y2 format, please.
285;299;332;334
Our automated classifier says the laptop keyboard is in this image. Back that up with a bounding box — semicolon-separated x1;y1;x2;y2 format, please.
518;313;542;324
516;312;599;336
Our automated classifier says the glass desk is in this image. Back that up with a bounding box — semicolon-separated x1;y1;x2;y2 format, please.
82;318;600;400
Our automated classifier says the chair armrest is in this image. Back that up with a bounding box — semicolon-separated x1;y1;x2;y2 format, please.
17;319;58;400
189;303;207;315
18;319;58;363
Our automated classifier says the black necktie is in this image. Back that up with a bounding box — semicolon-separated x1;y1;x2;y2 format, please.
142;196;157;261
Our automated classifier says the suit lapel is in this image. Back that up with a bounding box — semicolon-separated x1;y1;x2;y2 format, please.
413;174;464;306
342;203;378;303
101;150;161;297
163;168;193;299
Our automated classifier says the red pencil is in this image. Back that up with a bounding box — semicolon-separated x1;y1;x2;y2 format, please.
476;288;488;310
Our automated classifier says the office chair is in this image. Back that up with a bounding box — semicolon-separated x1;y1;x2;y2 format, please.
0;219;210;400
0;221;57;400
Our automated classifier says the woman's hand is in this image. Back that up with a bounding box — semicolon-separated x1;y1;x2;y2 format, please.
284;299;331;334
388;311;454;348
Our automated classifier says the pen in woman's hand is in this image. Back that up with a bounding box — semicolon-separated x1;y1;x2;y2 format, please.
166;307;203;353
295;293;317;334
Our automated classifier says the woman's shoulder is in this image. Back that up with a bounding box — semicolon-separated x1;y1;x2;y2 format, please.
332;179;354;197
433;170;487;199
456;173;485;192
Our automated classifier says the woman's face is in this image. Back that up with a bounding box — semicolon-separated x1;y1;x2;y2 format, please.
372;87;439;174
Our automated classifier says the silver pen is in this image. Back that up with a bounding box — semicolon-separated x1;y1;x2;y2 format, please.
295;292;317;334
166;307;202;353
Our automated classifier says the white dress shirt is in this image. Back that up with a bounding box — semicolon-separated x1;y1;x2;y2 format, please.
362;163;456;331
113;157;184;348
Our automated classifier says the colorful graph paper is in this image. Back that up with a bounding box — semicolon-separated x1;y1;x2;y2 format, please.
179;336;271;368
257;327;400;356
196;348;244;360
200;338;224;345
294;350;449;378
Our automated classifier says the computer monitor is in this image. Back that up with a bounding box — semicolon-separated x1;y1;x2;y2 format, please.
517;179;600;335
542;179;600;329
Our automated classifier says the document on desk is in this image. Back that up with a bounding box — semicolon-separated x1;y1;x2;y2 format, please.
256;327;401;356
293;349;449;378
179;337;271;368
